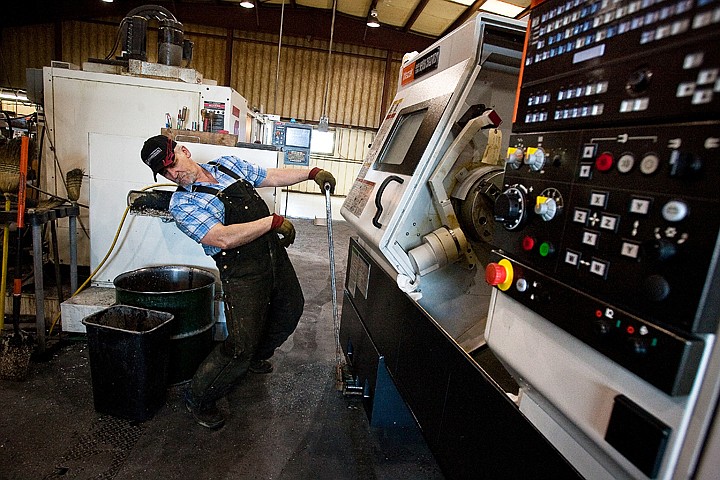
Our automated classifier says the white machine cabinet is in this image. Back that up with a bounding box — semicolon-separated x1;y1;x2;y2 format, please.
41;66;249;268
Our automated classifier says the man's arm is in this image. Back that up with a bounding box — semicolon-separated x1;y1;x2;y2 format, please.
260;167;336;193
259;167;315;187
200;216;275;249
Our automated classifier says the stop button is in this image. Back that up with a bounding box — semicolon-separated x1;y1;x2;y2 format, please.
485;259;514;291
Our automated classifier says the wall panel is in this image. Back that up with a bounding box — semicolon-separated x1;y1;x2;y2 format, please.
0;24;54;88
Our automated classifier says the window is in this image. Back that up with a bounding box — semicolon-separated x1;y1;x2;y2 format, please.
311;129;335;155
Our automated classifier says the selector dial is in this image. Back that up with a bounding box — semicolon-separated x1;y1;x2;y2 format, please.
494;186;528;230
535;188;564;221
525;147;546;171
506;147;524;169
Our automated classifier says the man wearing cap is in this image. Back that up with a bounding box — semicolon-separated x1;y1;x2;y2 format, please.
140;134;336;430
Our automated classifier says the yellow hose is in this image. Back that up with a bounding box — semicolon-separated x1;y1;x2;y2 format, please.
48;183;176;335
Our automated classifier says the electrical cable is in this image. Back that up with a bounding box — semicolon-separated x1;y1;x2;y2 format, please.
48;183;176;335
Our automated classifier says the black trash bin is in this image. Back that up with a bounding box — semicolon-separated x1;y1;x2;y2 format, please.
82;305;175;422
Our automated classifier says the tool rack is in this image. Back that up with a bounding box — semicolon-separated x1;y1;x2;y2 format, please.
0;204;79;352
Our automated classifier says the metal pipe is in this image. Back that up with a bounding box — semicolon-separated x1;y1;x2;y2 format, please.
320;0;338;120
274;0;285;114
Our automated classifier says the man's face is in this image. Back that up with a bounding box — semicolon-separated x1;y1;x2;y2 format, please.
160;145;198;187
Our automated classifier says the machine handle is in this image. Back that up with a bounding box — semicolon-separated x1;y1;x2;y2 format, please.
372;175;404;228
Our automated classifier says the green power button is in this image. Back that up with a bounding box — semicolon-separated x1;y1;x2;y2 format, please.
539;242;554;257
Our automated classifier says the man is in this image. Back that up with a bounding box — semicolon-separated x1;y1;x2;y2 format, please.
140;134;336;430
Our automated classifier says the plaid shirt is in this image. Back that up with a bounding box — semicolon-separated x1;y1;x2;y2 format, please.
169;155;267;256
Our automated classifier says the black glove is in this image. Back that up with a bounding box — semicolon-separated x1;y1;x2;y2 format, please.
310;168;336;194
276;218;296;248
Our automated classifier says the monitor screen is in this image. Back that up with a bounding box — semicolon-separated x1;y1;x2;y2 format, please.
377;108;427;166
285;126;311;148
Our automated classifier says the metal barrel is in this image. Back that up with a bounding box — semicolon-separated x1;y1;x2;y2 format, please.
114;266;216;385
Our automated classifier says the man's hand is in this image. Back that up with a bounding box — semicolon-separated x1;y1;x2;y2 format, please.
309;168;336;194
276;218;296;248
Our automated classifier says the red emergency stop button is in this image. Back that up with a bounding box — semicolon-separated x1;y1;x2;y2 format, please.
485;259;514;291
486;263;507;285
595;152;614;172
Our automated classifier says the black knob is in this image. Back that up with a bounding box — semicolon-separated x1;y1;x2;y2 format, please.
494;190;526;230
643;239;677;262
626;68;653;95
642;274;671;301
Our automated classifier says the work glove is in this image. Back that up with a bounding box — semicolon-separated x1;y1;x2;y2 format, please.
309;168;336;194
272;214;296;248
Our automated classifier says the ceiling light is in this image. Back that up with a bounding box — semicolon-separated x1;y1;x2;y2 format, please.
240;0;255;8
101;0;114;3
480;0;526;18
366;8;380;28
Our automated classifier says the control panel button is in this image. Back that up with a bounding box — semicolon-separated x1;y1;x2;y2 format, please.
590;191;608;208
595;152;614;171
640;154;660;175
485;259;514;291
600;214;620;232
582;230;599;247
573;208;589;224
617;153;635;173
539;242;555;257
565;249;580;266
629;197;651;215
590;258;609;278
661;200;688;222
522;236;536;251
621;241;640;259
579;163;593;178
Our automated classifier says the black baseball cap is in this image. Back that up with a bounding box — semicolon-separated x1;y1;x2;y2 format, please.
141;135;177;181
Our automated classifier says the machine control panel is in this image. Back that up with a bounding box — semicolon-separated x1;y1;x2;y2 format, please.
493;123;719;337
514;0;720;132
486;251;705;395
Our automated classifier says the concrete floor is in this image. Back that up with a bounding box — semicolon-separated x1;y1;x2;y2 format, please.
0;219;444;480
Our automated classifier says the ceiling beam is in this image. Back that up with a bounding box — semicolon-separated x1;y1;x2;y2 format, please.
441;0;488;37
403;0;430;33
1;0;434;54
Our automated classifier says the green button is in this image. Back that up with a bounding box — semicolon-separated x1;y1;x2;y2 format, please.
539;242;552;257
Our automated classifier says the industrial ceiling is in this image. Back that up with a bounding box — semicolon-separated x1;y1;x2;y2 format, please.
1;0;531;54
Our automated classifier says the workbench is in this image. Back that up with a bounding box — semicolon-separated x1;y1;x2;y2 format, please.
0;204;79;352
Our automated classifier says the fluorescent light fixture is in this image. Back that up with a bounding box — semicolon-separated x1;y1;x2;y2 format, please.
480;0;526;17
449;0;475;5
102;0;114;3
0;92;29;102
240;0;255;8
367;8;380;28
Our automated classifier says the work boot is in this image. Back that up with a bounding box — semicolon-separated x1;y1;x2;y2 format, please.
249;359;274;374
184;394;225;430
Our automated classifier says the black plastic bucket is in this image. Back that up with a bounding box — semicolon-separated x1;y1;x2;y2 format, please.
83;305;174;421
114;266;216;385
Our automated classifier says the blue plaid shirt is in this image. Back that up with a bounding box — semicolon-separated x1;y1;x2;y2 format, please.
169;156;267;256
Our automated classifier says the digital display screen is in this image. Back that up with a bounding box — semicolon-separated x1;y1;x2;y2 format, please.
377;109;427;165
285;126;311;148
